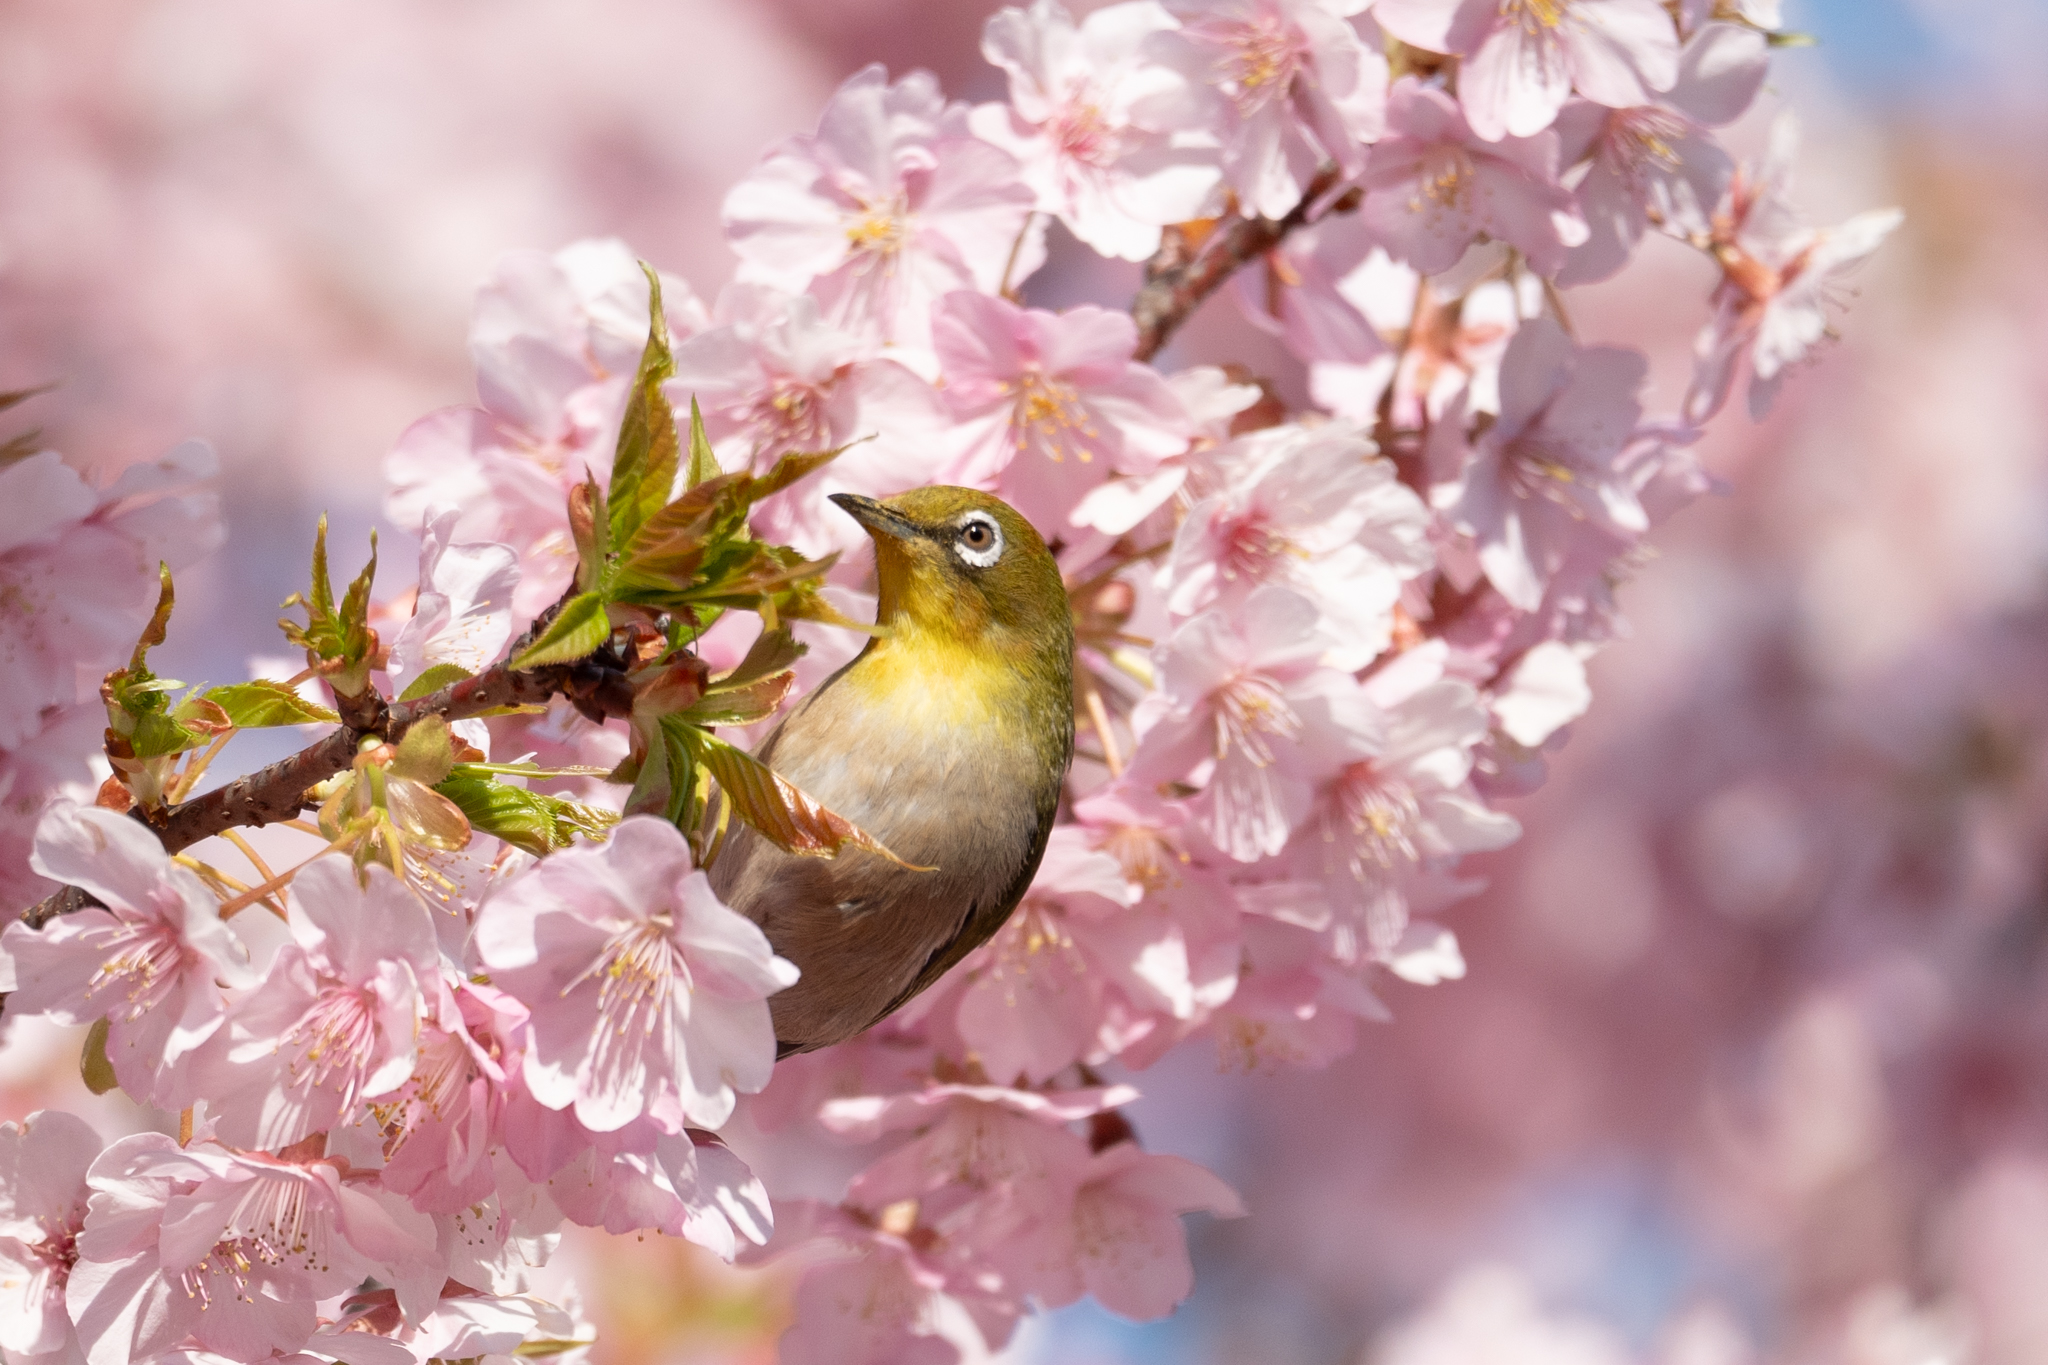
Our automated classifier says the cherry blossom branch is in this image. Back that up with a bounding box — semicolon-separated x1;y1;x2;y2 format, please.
1130;164;1347;363
16;597;630;929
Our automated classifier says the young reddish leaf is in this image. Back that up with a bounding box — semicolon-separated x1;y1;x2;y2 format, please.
684;670;796;727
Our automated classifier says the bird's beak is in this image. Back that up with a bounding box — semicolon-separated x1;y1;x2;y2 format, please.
829;493;920;542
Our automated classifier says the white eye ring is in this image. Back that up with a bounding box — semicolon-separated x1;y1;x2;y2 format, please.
953;513;1004;568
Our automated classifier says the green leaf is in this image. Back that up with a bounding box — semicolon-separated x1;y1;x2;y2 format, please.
620;714;700;825
684;394;720;490
279;517;379;694
395;662;473;703
694;732;925;866
203;679;341;727
750;437;864;503
436;771;619;856
510;592;610;668
128;695;230;759
712;627;806;693
390;714;457;786
683;671;795;727
81;1018;119;1095
607;264;680;551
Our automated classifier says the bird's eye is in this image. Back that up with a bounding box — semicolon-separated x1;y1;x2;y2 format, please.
953;513;1004;568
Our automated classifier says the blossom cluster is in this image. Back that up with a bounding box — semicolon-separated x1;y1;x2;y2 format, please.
0;0;1898;1361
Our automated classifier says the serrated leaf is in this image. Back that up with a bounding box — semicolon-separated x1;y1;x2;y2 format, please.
608;264;680;551
694;732;925;866
684;670;795;726
620;714;699;825
81;1017;119;1095
390;714;457;786
511;592;610;668
750;438;861;503
436;772;619;856
129;696;230;759
396;662;472;703
203;679;341;727
712;627;806;693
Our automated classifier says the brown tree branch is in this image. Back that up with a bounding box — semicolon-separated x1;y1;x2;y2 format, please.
14;595;620;928
1129;164;1347;363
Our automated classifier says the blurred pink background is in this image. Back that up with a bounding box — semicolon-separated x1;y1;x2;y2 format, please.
5;1;2045;1362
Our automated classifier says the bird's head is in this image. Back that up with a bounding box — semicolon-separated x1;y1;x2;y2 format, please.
829;488;1072;659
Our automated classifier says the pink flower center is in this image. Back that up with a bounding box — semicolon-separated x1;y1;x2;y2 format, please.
183;1169;339;1306
1411;146;1477;217
1502;432;1595;513
281;982;382;1106
982;899;1084;1006
88;914;186;1023
373;1026;474;1157
745;377;835;464
1051;94;1118;167
1212;675;1302;766
569;919;690;1083
1212;14;1306;113
1329;762;1423;874
1008;370;1098;463
1502;0;1569;30
845;195;909;258
1211;506;1301;583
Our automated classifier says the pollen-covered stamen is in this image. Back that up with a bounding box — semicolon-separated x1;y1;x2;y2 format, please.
86;915;186;1023
1052;93;1118;167
1327;761;1424;878
845;194;910;260
1213;508;1306;584
745;378;834;463
280;984;382;1105
983;898;1084;1007
373;1025;475;1156
1503;0;1569;31
1213;675;1303;767
568;919;690;1084
1411;147;1477;217
1218;15;1306;111
1502;431;1597;515
1097;824;1186;892
1008;370;1100;462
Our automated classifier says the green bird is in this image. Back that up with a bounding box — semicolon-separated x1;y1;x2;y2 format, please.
707;486;1076;1057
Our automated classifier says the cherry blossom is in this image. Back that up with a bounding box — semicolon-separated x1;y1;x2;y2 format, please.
1287;643;1520;953
1161;0;1389;219
473;815;796;1134
66;1133;436;1365
989;1141;1244;1319
0;704;102;915
1128;585;1380;860
385;240;698;619
1362;79;1589;276
0;441;222;750
934;290;1191;533
723;65;1042;350
1438;317;1648;610
1376;0;1680;142
1166;419;1433;667
200;858;448;1150
1686;117;1904;422
0;1110;102;1365
668;283;959;561
384;512;521;696
1554;21;1771;286
0;803;253;1109
971;0;1224;261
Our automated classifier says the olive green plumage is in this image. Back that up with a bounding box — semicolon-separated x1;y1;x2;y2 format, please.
707;487;1075;1056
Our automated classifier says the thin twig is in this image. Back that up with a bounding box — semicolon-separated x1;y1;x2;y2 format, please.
1129;164;1346;363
